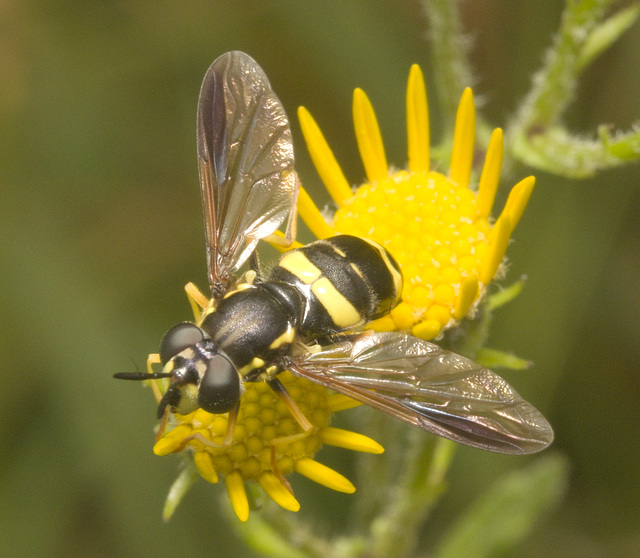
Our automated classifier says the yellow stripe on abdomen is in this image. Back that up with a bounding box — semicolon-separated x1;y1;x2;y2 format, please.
278;251;322;284
311;277;362;329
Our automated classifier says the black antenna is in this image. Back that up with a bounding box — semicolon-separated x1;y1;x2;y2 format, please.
113;372;173;381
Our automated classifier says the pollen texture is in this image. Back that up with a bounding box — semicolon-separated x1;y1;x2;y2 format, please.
333;169;490;338
297;65;534;340
155;371;329;480
153;366;380;520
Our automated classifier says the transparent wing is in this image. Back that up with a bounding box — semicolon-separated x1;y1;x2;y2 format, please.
197;51;297;296
289;332;554;454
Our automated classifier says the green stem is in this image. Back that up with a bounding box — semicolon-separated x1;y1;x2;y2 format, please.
511;124;640;178
421;0;475;133
511;0;613;132
507;0;640;176
421;0;499;175
350;408;401;532
233;505;331;558
368;435;457;558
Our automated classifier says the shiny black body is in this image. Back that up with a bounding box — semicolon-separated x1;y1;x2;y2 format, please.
269;234;401;335
201;282;297;371
201;234;402;378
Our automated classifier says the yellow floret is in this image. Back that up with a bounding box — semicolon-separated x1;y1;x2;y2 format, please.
332;169;494;338
153;369;381;520
297;63;535;340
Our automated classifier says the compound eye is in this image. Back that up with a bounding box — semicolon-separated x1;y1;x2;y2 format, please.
159;323;206;365
198;354;241;414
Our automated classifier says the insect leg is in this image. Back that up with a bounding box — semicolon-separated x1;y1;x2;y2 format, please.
156;405;170;442
267;377;314;433
222;404;240;446
160;407;238;452
161;431;223;453
147;353;164;404
270;450;294;496
266;377;316;496
248;249;263;277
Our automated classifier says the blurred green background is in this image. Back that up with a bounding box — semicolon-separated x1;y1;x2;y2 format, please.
1;1;639;557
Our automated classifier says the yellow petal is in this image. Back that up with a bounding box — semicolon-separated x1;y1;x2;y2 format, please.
406;64;430;173
258;472;300;512
476;128;503;218
326;394;362;412
450;87;475;188
453;275;479;320
480;214;512;285
319;426;384;454
296;185;336;239
225;471;250;522
295;458;355;493
353;88;388;183
298;106;352;207
502;176;535;232
267;229;304;252
153;425;192;456
193;451;218;484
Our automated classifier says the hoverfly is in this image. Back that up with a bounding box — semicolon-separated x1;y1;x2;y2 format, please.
115;51;553;455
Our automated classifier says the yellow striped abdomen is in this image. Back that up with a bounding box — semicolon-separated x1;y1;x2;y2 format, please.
271;235;402;336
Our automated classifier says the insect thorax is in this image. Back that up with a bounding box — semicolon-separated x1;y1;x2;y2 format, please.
197;235;402;380
200;283;298;378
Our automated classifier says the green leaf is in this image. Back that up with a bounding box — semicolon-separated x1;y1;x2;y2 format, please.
432;455;569;558
233;514;311;558
578;4;640;71
162;459;199;522
476;348;531;370
487;278;526;311
511;125;635;178
600;124;640;162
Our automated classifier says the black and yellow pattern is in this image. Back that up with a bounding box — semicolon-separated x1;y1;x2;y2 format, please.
115;52;553;523
195;234;402;385
271;234;402;335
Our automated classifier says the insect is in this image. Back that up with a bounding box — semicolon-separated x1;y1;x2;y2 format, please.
115;51;553;455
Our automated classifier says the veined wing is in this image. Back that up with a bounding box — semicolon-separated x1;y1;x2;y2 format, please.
197;51;297;296
289;332;554;454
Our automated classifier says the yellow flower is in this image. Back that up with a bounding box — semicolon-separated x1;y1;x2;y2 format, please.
149;287;382;522
150;64;535;523
297;64;534;340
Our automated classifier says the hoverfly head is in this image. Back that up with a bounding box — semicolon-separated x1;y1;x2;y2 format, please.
115;322;241;417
